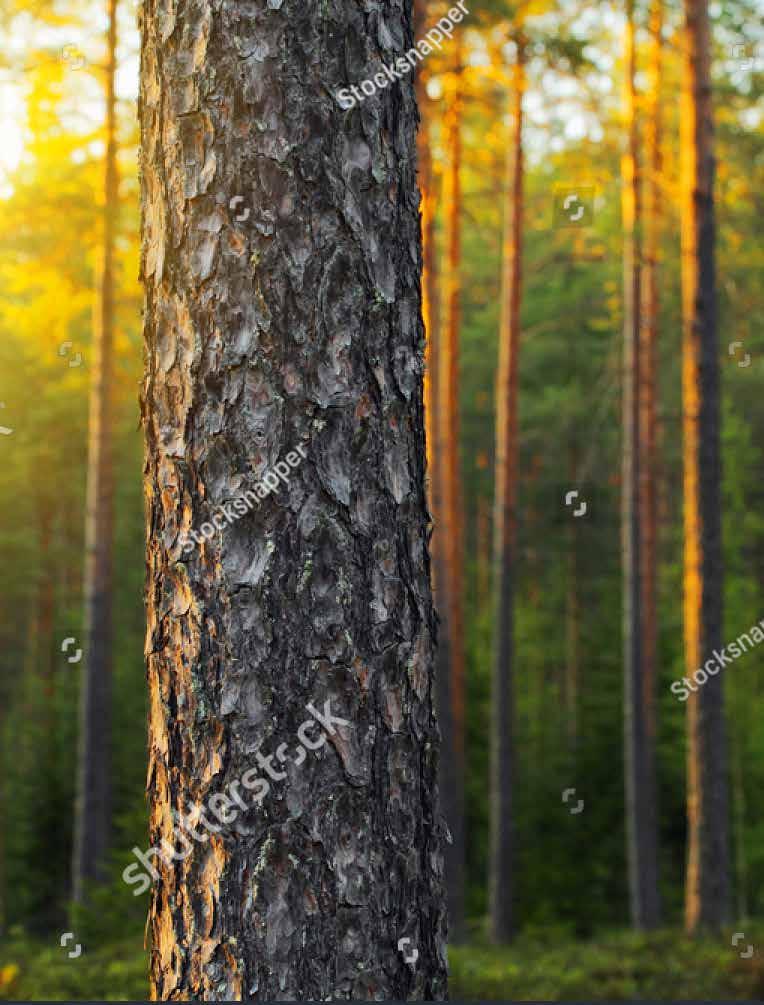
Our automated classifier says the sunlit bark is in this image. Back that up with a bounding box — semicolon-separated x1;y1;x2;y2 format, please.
681;0;730;934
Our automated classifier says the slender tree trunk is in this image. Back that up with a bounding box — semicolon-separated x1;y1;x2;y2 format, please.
440;35;466;942
681;0;729;933
636;0;663;928
490;31;524;944
622;0;659;930
72;0;117;904
415;0;458;949
139;0;448;997
38;502;56;703
564;511;579;753
476;493;491;609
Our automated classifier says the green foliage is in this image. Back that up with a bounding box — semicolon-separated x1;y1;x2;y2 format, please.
450;928;764;999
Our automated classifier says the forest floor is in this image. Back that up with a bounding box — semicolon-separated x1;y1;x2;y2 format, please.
1;926;764;999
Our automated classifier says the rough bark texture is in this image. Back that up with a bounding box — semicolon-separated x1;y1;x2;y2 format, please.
439;37;466;943
139;0;448;997
490;33;524;945
681;0;730;933
638;0;663;928
72;0;117;904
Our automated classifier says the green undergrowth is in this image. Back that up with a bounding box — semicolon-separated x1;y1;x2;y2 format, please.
2;926;764;1000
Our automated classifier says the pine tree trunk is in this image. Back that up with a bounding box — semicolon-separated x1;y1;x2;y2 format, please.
622;0;660;929
681;0;730;933
638;0;663;928
72;0;117;904
439;37;466;942
490;32;524;944
139;0;448;996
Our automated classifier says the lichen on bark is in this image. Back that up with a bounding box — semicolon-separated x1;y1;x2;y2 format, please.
140;0;448;998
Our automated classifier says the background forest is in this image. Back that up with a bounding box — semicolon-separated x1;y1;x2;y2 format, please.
0;0;762;998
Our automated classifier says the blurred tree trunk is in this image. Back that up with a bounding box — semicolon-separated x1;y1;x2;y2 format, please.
622;0;660;930
564;514;579;752
490;30;525;945
139;0;448;996
440;35;466;942
72;0;117;904
476;493;491;609
681;0;730;933
638;0;663;926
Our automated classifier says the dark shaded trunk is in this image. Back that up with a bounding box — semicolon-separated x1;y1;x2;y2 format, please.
139;0;447;996
72;0;117;904
490;31;524;945
681;0;730;933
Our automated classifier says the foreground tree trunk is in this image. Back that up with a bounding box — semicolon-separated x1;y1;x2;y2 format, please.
681;0;730;933
139;0;448;997
490;29;525;944
439;36;466;942
72;0;117;904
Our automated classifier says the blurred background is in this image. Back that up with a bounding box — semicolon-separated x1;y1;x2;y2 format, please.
0;0;762;998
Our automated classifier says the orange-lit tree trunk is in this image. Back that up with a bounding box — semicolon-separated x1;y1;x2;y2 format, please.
440;35;466;942
681;0;730;933
72;0;117;904
416;0;461;945
490;30;524;944
639;0;663;926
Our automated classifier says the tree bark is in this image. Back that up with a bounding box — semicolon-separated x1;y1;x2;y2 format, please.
681;0;730;933
72;0;117;904
637;0;663;928
622;0;660;930
490;30;524;945
439;35;466;942
139;0;448;997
